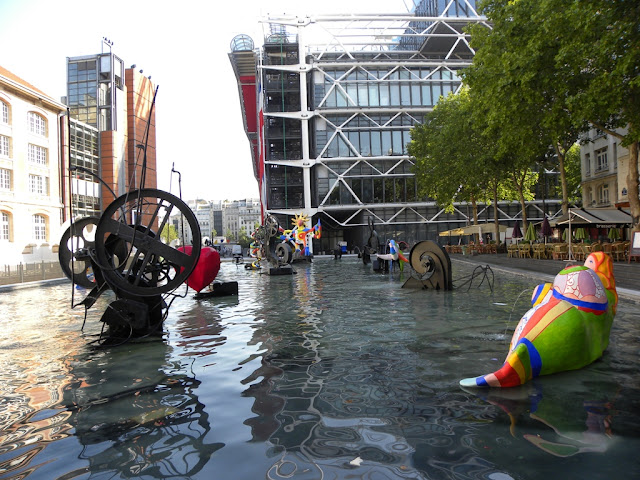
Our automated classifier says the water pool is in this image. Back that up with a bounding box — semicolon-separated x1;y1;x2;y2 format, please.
0;258;638;479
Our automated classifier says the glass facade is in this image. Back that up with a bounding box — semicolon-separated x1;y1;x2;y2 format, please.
232;1;560;249
67;54;124;131
319;68;460;109
69;118;101;217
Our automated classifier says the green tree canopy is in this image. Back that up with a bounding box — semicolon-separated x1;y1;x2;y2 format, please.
465;0;640;228
160;224;179;244
463;0;587;217
409;89;517;239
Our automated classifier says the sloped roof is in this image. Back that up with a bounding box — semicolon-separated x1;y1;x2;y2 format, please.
0;64;63;109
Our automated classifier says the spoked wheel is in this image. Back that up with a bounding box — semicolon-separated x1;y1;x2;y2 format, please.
59;216;100;288
265;214;280;238
94;189;201;296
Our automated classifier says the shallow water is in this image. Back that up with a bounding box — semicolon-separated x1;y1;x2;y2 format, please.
0;258;639;479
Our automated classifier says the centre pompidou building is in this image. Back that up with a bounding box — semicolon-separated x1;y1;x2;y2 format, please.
229;1;543;253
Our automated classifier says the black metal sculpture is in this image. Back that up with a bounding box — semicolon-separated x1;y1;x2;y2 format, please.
59;188;201;344
402;240;453;290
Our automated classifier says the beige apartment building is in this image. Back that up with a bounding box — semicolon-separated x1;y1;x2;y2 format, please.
0;66;66;265
580;126;638;210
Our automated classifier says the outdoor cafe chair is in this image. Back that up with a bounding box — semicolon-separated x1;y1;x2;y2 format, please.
552;244;568;260
518;243;532;258
507;244;519;258
612;242;627;262
532;243;546;259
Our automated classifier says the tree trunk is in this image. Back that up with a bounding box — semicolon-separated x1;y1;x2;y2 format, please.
470;195;479;243
554;141;569;215
493;181;501;242
513;171;528;233
628;140;640;231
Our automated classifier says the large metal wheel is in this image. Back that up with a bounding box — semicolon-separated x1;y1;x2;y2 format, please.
265;214;280;238
59;216;100;288
94;189;201;296
275;241;294;265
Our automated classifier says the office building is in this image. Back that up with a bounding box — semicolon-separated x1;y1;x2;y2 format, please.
65;42;157;216
230;0;561;253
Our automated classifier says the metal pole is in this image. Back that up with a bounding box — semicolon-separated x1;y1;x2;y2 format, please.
568;208;573;261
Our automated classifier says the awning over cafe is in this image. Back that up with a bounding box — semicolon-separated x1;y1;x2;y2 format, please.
438;228;465;237
550;207;632;228
460;224;508;235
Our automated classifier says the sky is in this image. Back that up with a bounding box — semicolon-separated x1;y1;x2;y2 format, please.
0;0;413;202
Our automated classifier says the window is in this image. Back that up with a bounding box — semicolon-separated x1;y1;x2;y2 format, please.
0;134;8;157
33;214;46;241
584;153;590;176
28;144;47;165
598;184;609;205
28;174;47;195
1;100;8;124
28;112;46;136
596;148;608;172
0;168;10;190
1;212;9;240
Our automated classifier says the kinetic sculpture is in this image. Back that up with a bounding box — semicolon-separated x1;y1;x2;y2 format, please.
374;239;409;271
402;240;453;290
278;213;321;257
59;189;203;342
461;252;617;388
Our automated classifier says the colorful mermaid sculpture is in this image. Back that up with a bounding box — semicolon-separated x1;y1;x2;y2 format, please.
460;252;617;388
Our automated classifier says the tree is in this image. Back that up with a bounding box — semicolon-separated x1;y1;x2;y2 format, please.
160;224;179;244
463;0;588;218
552;0;640;228
237;228;252;249
466;0;640;229
563;143;583;205
409;89;512;240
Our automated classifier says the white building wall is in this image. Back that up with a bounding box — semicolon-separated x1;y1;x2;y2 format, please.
0;71;66;266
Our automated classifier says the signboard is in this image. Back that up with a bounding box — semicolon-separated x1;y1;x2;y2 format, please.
630;231;640;263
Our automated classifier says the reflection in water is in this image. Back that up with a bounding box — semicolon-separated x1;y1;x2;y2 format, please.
238;260;640;480
465;380;616;457
0;287;223;479
1;260;639;479
63;340;223;478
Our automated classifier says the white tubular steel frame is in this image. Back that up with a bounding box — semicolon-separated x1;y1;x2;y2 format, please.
258;3;509;230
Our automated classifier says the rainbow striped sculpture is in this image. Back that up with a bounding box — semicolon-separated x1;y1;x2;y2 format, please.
461;252;618;388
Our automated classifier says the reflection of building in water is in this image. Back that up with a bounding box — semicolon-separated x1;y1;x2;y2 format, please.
61;340;223;478
0;318;76;479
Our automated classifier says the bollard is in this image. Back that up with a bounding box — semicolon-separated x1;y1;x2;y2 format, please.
19;263;24;283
